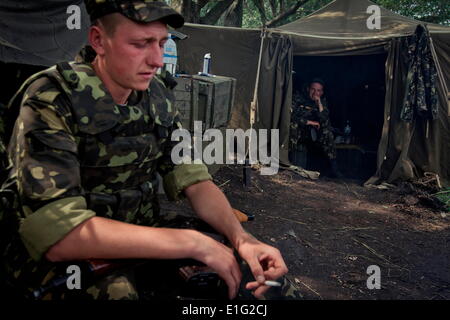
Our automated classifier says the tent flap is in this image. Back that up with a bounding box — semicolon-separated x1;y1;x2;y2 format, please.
256;33;293;165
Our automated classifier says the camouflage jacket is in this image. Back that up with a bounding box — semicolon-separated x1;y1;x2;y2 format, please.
290;92;330;147
401;25;438;122
5;62;211;261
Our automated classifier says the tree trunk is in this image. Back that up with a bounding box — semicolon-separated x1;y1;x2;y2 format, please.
181;0;202;23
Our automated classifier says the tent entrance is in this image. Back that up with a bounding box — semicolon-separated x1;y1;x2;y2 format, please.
292;53;388;180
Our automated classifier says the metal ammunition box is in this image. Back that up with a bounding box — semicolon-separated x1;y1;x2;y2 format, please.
173;75;236;132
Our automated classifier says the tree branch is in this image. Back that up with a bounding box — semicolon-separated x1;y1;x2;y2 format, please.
200;0;235;25
266;0;309;27
268;0;278;17
224;0;244;27
170;0;183;13
197;0;210;10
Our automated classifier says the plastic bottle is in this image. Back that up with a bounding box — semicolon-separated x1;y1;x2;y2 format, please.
344;121;351;135
202;53;211;75
163;35;177;74
344;121;352;144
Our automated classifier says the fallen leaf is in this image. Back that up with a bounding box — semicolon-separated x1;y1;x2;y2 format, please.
286;229;297;238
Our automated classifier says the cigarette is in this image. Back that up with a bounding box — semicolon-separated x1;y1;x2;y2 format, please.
264;280;281;287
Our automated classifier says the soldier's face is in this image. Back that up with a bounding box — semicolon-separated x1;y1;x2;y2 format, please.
100;18;168;92
308;83;324;100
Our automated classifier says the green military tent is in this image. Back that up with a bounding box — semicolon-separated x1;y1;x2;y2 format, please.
178;0;450;186
0;0;90;106
0;0;449;185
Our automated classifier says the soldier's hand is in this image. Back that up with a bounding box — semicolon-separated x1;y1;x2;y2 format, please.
192;231;242;299
307;120;320;129
313;96;324;112
235;233;288;299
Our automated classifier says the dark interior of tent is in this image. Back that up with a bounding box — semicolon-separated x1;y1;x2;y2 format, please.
292;53;388;180
0;62;46;106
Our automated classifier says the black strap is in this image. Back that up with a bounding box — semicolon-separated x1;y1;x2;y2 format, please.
56;62;79;89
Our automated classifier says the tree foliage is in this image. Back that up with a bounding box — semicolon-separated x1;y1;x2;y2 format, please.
168;0;449;28
242;0;334;27
373;0;449;26
168;0;322;27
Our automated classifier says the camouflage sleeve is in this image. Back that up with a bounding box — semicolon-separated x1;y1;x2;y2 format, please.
153;74;212;201
318;106;330;127
292;105;309;128
298;109;310;127
162;163;212;201
9;77;95;261
292;93;310;127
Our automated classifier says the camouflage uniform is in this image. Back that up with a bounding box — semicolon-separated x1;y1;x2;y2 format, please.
1;0;302;301
290;92;336;160
1;52;301;303
401;25;438;122
1;56;215;298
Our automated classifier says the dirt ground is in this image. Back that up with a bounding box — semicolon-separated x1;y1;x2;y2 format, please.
160;165;450;300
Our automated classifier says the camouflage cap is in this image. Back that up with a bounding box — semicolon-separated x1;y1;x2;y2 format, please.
85;0;184;28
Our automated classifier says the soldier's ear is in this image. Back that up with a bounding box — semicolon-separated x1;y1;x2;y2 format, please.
89;25;106;56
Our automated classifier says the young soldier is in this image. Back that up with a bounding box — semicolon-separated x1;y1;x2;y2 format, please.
2;0;299;300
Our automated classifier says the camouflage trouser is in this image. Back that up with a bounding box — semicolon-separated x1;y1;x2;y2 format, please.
296;124;336;160
317;125;336;160
3;214;302;300
84;269;139;300
78;213;303;300
78;260;302;300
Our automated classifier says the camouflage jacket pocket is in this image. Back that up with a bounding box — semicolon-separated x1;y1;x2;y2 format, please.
78;132;161;168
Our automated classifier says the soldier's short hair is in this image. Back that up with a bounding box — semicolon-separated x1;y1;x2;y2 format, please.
309;78;326;88
91;13;123;37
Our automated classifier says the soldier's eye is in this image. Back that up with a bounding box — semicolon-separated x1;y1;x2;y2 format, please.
132;43;146;49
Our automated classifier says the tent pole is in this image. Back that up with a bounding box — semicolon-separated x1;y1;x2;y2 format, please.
243;27;267;188
249;27;267;130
